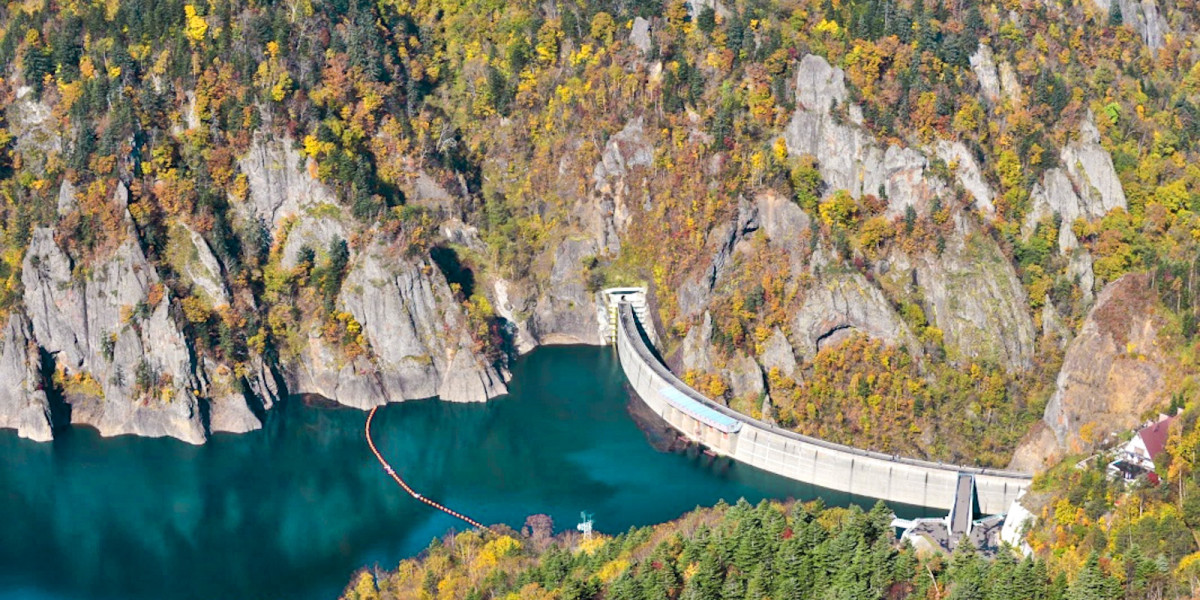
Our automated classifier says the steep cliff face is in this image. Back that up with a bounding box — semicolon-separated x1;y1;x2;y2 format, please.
908;222;1036;368
1011;274;1169;472
969;45;1022;106
237;132;350;268
1025;114;1127;251
790;272;918;360
0;311;53;442
22;219;211;444
1089;0;1169;49
16;183;274;443
333;243;508;405
783;55;946;217
782;54;1034;371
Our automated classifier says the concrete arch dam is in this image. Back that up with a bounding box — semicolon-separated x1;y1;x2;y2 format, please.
614;302;1031;515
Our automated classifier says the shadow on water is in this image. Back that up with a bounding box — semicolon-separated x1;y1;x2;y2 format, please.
0;345;934;600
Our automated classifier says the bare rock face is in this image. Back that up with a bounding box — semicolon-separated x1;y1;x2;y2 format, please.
587;118;652;254
1026;114;1127;253
969;44;1002;104
23;223;209;444
913;224;1036;369
236;132;352;268
526;239;603;345
6;87;61;176
1011;274;1168;471
681;311;716;373
791;272;918;360
199;353;277;435
783;54;946;217
292;332;386;410
170;224;231;307
934;141;995;215
677;197;760;319
1061;114;1127;217
492;279;538;354
57;179;78;216
237;132;336;233
629;17;653;54
970;44;1021;105
327;243;507;406
0;312;53;442
1093;0;1168;49
998;62;1022;102
726;351;765;401
759;327;798;379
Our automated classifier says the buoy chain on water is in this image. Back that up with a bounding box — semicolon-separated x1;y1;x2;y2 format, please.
366;407;485;530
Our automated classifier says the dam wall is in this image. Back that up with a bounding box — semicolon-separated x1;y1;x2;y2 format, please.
615;303;1031;515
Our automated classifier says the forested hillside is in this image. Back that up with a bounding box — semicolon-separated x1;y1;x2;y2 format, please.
8;0;1200;594
341;499;1110;600
4;0;1200;463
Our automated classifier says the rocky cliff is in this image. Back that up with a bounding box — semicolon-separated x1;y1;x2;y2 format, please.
296;242;507;407
1;136;511;443
0;311;53;442
1010;273;1170;472
21;185;211;443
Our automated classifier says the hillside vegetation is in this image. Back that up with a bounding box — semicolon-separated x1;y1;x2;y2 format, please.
4;0;1200;461
341;499;1108;600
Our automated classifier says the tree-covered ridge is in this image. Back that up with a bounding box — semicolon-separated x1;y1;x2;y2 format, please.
1020;402;1200;600
341;499;1121;600
2;0;1200;459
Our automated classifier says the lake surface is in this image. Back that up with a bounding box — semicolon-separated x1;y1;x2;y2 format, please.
0;345;925;600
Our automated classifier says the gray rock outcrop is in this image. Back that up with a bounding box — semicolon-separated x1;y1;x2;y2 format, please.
1094;0;1168;49
934;141;995;215
530;239;604;345
630;17;652;54
759;328;798;378
727;351;765;401
56;179;77;216
1025;113;1125;266
236;132;350;267
174;225;231;307
911;225;1036;369
306;242;508;407
970;44;1021;105
678;197;760;318
969;45;1003;104
0;312;53;442
7;87;61;175
791;272;918;360
237;132;336;233
783;54;946;216
681;311;716;373
754;189;812;273
23;223;209;443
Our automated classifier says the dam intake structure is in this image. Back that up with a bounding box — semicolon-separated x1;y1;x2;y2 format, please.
612;295;1031;516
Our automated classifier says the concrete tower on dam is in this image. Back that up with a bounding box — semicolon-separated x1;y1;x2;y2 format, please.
611;295;1032;518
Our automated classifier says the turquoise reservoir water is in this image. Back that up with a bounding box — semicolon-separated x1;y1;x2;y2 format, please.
0;346;922;600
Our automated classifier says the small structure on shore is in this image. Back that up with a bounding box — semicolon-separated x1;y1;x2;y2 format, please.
1107;413;1176;483
892;473;1011;554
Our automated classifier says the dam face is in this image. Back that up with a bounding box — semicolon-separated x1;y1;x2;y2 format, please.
614;300;1031;515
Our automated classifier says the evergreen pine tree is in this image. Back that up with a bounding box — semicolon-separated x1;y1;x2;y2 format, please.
1108;0;1123;26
